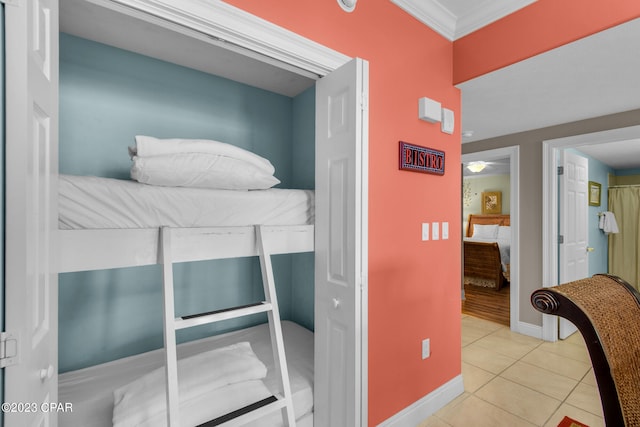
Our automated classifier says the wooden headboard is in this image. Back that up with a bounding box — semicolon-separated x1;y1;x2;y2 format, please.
466;214;510;237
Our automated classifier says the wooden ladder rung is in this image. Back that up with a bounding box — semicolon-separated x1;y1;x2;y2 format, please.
175;302;272;330
196;395;286;427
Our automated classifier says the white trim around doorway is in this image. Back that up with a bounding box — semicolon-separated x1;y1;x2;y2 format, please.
462;146;521;333
542;124;640;342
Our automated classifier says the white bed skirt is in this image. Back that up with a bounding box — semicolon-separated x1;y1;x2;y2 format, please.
58;321;314;427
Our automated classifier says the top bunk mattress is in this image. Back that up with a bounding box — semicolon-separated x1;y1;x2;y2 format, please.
59;175;315;229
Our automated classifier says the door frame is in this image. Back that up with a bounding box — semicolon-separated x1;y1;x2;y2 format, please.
462;146;520;331
85;0;351;76
5;0;369;425
542;124;640;341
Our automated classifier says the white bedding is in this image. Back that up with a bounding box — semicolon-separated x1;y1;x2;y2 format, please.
112;342;270;427
58;321;314;427
58;175;314;229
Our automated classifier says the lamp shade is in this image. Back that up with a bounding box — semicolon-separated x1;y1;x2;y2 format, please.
466;161;487;173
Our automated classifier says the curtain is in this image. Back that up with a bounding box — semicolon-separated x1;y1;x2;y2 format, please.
608;187;640;290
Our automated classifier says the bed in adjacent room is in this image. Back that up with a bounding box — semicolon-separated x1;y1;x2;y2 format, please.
463;214;511;291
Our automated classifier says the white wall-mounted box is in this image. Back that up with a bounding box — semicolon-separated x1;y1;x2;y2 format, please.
441;108;454;134
419;97;441;123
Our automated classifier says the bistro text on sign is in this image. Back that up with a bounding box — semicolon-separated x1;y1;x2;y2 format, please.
399;141;445;175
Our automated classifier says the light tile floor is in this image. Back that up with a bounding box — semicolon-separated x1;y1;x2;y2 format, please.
417;314;605;427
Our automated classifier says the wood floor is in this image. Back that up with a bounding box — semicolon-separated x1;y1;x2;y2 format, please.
461;282;510;326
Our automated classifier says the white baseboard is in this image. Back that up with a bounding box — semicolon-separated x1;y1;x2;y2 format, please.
377;375;464;426
515;320;543;340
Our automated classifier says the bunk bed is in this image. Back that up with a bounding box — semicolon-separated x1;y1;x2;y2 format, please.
58;321;314;427
56;171;315;427
463;214;511;291
5;1;366;425
57;174;315;273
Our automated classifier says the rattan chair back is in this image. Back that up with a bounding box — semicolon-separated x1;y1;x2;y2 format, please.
531;274;640;427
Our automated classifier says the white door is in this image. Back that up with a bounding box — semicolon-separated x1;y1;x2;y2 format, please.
315;58;368;427
4;1;59;426
558;150;588;339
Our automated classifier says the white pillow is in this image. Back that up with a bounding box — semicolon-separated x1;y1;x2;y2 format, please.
131;153;280;190
497;225;511;240
472;224;499;239
131;135;275;175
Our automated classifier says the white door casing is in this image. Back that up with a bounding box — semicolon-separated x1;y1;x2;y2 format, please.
558;150;589;339
315;58;369;427
5;1;369;426
542;126;640;342
462;147;520;332
5;0;59;426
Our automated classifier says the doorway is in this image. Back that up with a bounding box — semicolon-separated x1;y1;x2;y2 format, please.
542;124;640;341
461;146;520;331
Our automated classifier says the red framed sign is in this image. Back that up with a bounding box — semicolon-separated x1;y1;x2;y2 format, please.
399;141;445;175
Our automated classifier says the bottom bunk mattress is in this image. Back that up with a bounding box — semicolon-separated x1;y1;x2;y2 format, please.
58;321;314;427
58;175;315;229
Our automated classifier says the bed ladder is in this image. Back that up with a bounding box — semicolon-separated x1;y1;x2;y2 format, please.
160;225;296;427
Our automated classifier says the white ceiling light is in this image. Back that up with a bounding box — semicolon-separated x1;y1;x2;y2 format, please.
338;0;356;12
466;161;487;173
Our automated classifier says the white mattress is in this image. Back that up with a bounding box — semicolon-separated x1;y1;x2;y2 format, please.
58;321;314;427
59;175;315;229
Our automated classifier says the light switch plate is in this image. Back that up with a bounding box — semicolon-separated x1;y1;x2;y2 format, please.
442;222;449;240
422;338;430;359
422;223;429;241
432;222;439;240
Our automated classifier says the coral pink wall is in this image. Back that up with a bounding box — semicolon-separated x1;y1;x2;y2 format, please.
223;0;462;425
454;0;640;84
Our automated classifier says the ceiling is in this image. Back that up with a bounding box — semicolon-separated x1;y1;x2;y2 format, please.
391;0;536;40
457;17;640;146
463;137;640;178
398;0;640;171
59;0;317;97
61;0;640;170
577;140;640;170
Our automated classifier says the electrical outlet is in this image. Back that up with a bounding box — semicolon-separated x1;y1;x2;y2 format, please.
422;338;430;359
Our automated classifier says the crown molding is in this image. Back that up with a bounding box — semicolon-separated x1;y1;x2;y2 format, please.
391;0;456;41
455;0;537;39
391;0;537;41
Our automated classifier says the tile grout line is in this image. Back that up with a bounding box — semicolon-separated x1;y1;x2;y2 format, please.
422;316;604;427
463;318;603;426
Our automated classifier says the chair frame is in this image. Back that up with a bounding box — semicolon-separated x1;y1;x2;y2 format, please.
531;274;640;427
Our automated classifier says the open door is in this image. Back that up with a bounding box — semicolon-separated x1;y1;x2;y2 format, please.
4;1;59;426
315;58;369;427
558;150;588;339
